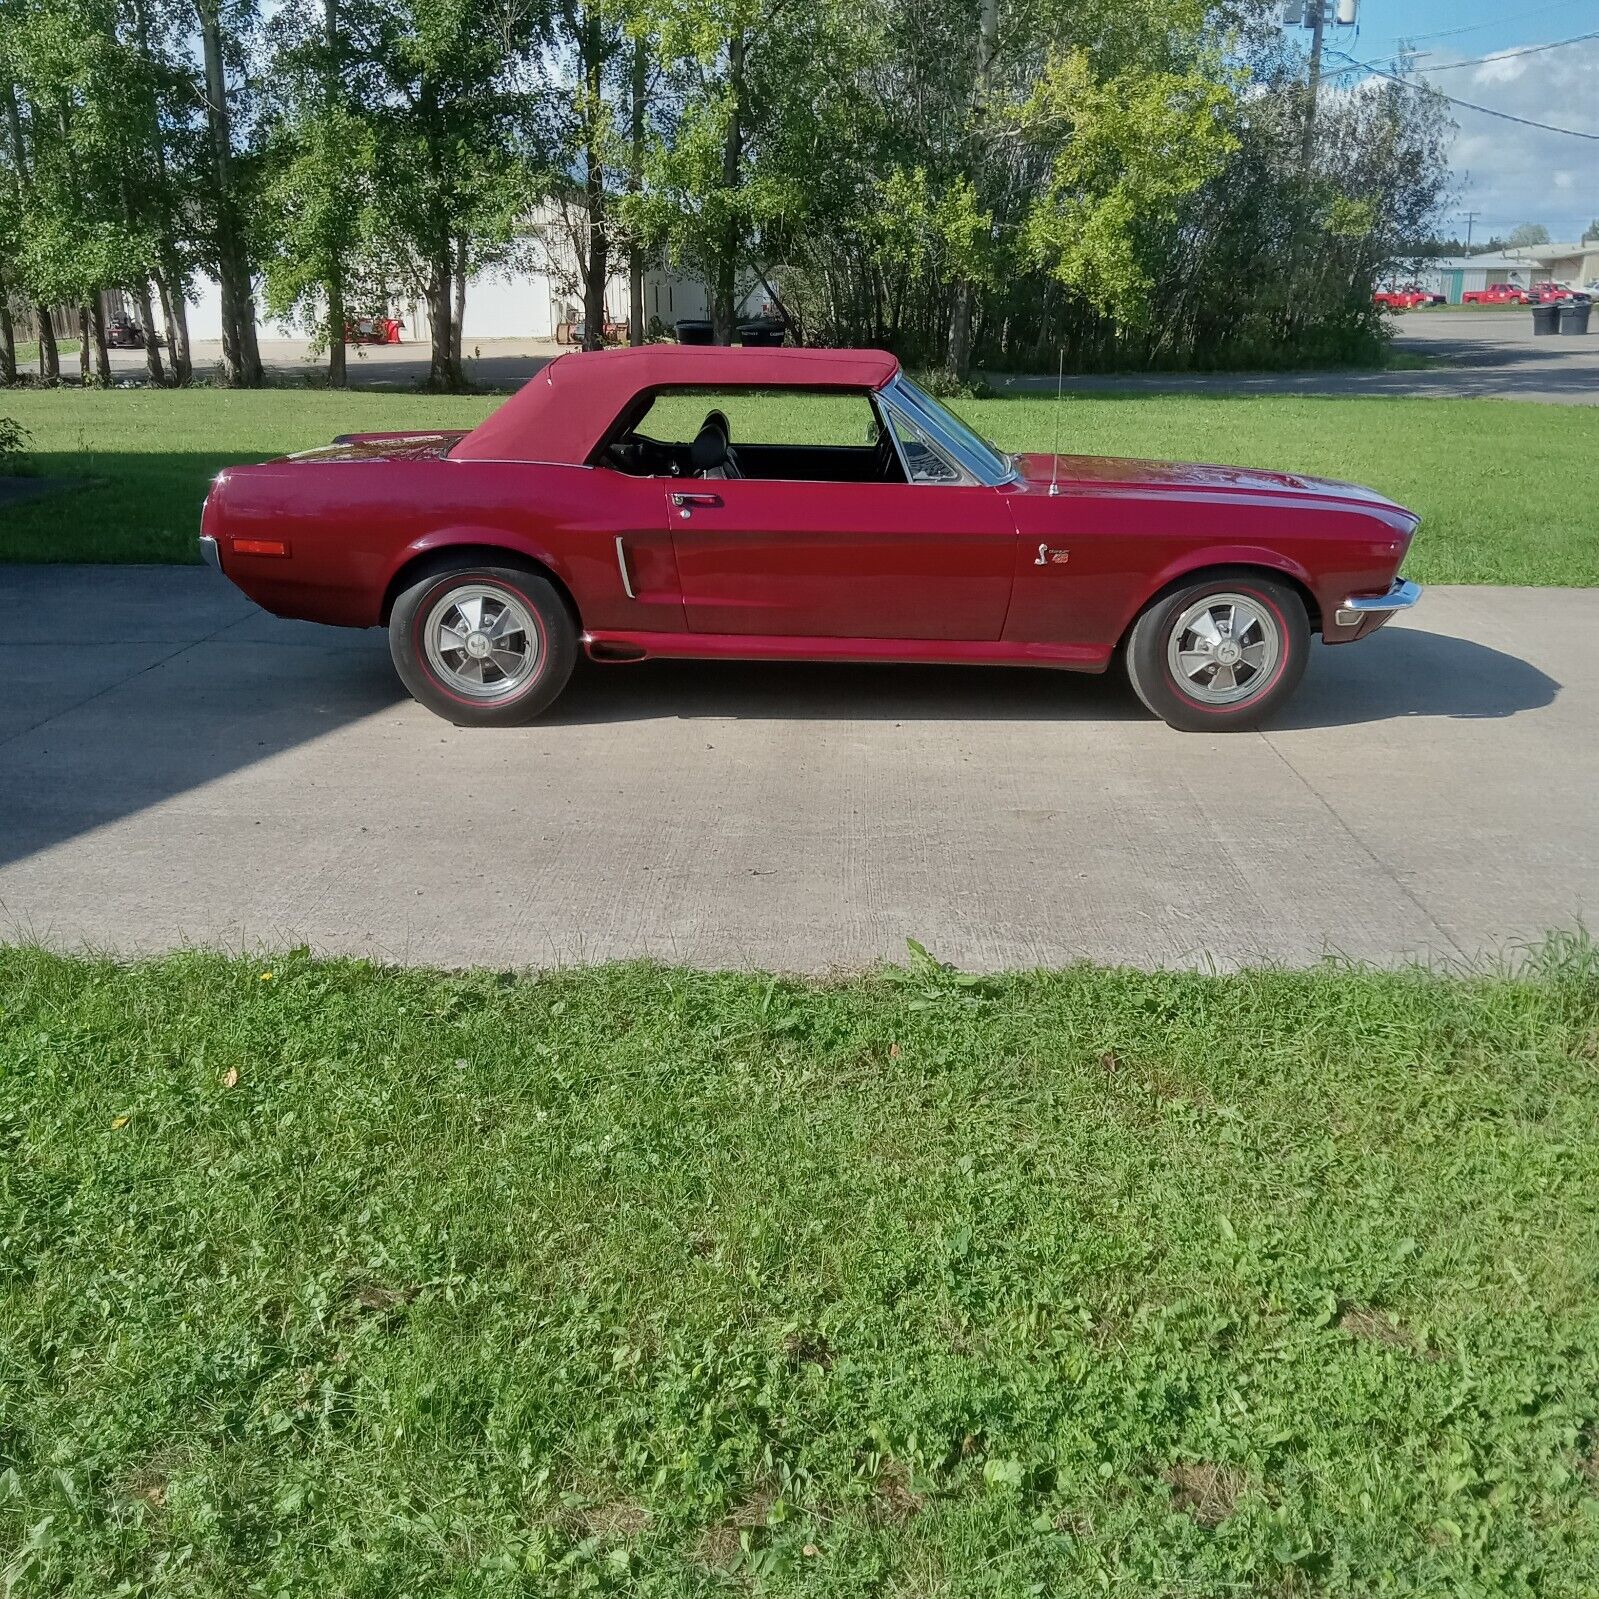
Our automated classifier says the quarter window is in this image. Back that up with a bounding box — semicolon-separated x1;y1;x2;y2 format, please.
882;406;964;484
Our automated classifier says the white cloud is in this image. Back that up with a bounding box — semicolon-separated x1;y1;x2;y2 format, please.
1471;55;1530;87
1429;38;1599;240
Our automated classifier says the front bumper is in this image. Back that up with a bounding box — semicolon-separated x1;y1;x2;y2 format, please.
1335;577;1421;632
199;534;221;571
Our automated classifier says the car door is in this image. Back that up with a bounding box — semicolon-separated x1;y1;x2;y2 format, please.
662;391;1016;640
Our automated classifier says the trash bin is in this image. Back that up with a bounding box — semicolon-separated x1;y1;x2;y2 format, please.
1557;300;1592;335
675;318;714;345
1531;302;1560;336
735;317;785;348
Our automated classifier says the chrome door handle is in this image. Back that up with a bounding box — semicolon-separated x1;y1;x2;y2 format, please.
671;492;723;511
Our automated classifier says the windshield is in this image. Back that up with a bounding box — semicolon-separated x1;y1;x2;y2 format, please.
886;375;1014;484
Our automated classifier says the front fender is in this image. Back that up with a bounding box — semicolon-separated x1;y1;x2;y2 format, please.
1116;544;1321;640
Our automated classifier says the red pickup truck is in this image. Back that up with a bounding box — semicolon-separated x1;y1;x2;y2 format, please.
1461;283;1529;306
1531;281;1589;304
1373;285;1443;310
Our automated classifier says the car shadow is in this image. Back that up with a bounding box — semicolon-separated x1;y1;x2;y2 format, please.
0;578;1557;879
1274;626;1559;729
547;625;1557;729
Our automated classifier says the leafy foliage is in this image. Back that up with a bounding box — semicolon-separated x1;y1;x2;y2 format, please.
0;411;29;468
0;0;1451;387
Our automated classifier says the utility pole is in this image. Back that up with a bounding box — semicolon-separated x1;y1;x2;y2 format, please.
1462;211;1479;250
1301;2;1327;168
1286;2;1358;168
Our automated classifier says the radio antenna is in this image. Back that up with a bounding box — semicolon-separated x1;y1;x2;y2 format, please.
1048;348;1064;497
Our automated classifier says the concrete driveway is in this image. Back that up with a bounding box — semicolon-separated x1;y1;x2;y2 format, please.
0;566;1590;972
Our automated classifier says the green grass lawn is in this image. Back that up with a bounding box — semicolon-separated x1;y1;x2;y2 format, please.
0;386;1594;584
3;942;1598;1596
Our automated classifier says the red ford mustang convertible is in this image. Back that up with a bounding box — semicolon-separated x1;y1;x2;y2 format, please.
201;346;1421;732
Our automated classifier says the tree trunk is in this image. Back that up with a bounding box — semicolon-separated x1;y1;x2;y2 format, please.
628;37;645;346
154;265;191;383
78;306;92;384
237;273;263;380
418;70;458;391
324;0;347;387
198;0;261;386
3;87;45;383
137;0;187;384
0;106;22;385
0;292;15;385
136;281;166;383
90;298;111;383
36;307;58;380
451;237;466;370
581;6;609;353
425;253;458;390
712;30;746;344
216;252;244;383
947;281;973;376
582;193;608;352
327;260;347;386
947;0;998;376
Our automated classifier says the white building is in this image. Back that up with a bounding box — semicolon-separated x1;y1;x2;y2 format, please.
176;203;767;348
1415;241;1599;304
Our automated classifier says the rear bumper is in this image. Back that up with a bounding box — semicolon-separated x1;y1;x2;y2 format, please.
1335;577;1421;631
198;534;221;571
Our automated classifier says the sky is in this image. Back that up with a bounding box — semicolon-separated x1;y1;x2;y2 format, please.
1293;0;1599;245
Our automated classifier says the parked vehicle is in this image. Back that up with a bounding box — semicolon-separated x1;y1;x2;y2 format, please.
199;346;1422;734
1373;284;1443;310
344;314;404;345
1460;283;1529;305
105;315;146;348
1532;281;1590;305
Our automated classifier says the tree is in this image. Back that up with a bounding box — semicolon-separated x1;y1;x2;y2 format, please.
632;0;873;344
196;0;263;385
1508;222;1550;247
260;0;382;385
540;0;628;352
1;0;158;386
356;0;537;390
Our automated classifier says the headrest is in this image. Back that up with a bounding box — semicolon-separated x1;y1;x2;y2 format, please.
689;423;729;473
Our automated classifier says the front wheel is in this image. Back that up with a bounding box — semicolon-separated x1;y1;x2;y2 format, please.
388;562;577;726
1124;572;1309;733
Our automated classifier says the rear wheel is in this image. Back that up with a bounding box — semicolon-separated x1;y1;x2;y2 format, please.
1124;571;1308;732
388;562;577;726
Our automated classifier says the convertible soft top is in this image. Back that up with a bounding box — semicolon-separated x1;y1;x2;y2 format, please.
452;345;902;465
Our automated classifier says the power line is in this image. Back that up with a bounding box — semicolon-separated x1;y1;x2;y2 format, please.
1323;49;1599;140
1413;29;1599;72
1383;0;1592;47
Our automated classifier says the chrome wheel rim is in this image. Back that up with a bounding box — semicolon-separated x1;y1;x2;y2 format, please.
1166;592;1280;706
422;583;540;701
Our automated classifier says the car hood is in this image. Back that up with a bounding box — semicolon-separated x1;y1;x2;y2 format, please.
1015;451;1410;515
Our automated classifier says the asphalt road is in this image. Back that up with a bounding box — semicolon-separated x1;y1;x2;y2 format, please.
993;310;1599;405
0;566;1590;972
104;309;1599;402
